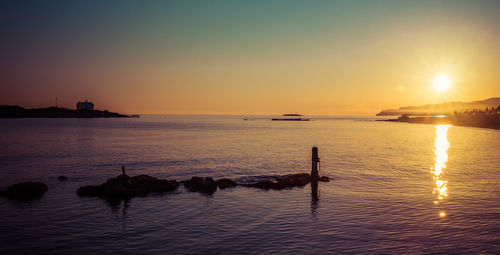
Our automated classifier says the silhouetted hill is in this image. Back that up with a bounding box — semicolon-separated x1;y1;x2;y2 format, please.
0;105;129;118
376;97;500;116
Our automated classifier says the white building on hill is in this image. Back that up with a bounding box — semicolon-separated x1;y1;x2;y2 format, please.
76;100;94;111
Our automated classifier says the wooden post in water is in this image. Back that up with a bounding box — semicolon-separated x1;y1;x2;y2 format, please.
311;147;319;201
122;165;126;176
311;147;320;181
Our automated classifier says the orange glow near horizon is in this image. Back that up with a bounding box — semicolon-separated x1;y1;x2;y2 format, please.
1;2;499;115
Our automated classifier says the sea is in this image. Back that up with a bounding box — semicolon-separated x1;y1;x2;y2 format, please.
0;115;498;254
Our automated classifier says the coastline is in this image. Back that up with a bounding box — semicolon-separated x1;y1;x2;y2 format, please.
0;105;130;118
382;115;500;130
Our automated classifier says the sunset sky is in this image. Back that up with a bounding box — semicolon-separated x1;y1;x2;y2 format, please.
1;0;499;115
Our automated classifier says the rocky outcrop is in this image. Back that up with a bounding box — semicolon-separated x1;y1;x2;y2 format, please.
0;182;48;200
77;174;178;200
77;172;330;199
216;178;237;189
184;177;218;194
244;173;312;190
58;176;68;181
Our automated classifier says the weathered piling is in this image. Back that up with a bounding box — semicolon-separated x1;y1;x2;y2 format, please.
311;147;320;201
311;179;318;202
311;147;320;181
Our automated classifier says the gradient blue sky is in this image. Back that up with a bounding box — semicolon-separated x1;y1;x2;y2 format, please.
1;0;499;114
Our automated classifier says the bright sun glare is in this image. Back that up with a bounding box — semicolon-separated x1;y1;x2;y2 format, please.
433;75;451;92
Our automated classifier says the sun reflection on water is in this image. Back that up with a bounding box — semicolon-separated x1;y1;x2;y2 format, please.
431;125;450;216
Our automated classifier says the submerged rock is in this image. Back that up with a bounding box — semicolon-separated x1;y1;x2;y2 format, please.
58;176;68;181
184;177;217;194
0;182;48;200
216;178;237;189
319;176;330;182
76;174;178;200
244;173;312;190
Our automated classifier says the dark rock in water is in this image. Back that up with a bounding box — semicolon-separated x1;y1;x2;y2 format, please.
76;185;99;197
216;178;237;189
184;177;217;194
130;175;179;193
280;173;311;187
244;173;312;190
58;176;68;181
319;176;330;182
245;180;282;190
0;182;48;200
76;174;178;200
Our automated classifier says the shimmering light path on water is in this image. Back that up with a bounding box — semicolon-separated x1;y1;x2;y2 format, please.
0;116;498;254
432;125;450;217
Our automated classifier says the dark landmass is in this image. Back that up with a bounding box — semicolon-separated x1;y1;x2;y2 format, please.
383;110;500;130
76;174;179;200
376;97;500;116
0;105;129;118
272;118;310;121
0;182;48;200
283;113;302;116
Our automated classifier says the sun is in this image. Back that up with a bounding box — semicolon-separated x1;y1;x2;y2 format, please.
433;75;451;92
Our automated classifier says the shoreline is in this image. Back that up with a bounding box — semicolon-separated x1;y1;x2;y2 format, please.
0;105;130;118
382;116;500;130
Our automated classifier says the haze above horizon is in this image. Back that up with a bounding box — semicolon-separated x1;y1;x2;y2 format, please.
1;0;499;115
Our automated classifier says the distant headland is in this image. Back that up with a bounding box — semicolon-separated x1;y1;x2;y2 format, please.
0;101;131;118
376;97;500;116
378;98;500;130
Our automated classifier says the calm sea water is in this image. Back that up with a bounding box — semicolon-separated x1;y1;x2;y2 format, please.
0;115;498;254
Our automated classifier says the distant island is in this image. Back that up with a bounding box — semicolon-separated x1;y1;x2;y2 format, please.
0;105;130;118
272;118;310;121
379;98;500;130
282;113;302;116
376;97;500;116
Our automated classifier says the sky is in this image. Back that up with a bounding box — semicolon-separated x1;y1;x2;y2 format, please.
1;0;499;115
